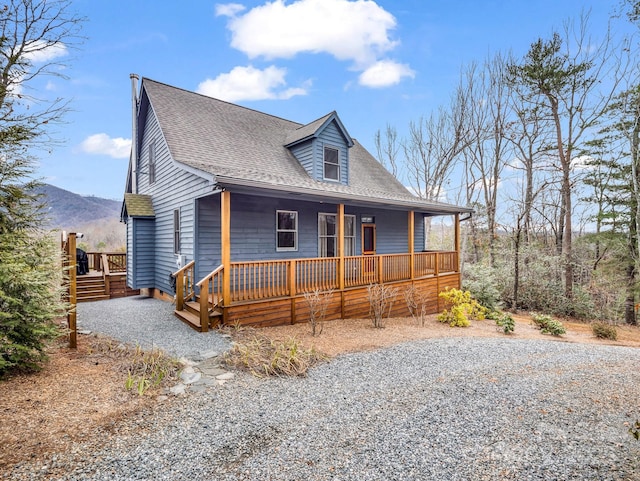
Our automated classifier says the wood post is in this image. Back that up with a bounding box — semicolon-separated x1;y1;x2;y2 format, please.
408;211;415;280
200;277;209;332
454;213;460;271
221;190;231;324
338;204;345;290
67;233;77;349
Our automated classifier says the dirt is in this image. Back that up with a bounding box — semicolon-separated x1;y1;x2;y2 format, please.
1;314;639;472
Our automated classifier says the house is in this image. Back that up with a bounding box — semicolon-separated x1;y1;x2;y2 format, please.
121;76;473;331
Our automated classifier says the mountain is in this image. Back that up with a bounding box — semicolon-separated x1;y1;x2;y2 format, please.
36;184;122;229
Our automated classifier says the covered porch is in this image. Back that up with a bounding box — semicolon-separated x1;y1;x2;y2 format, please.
172;191;464;331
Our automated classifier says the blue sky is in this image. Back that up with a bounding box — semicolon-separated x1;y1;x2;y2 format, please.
32;0;631;200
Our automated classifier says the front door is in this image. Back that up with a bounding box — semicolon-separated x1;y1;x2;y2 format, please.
362;224;376;281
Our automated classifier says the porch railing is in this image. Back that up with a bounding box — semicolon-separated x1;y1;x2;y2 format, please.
171;260;196;311
195;265;223;332
227;250;457;303
87;252;127;273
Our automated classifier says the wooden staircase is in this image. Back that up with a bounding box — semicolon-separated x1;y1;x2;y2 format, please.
76;273;110;302
174;295;223;332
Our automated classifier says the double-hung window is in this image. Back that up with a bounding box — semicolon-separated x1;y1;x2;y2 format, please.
323;146;340;181
276;210;298;251
318;213;355;257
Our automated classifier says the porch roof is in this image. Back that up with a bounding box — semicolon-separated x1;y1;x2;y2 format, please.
142;78;472;216
122;193;155;218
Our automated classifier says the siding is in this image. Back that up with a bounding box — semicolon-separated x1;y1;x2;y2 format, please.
195;194;221;280
126;220;133;287
136;104;214;294
132;218;155;288
346;206;408;255
289;139;314;177
316;121;349;185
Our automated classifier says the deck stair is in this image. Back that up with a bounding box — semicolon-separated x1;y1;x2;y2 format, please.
174;294;222;332
76;273;110;302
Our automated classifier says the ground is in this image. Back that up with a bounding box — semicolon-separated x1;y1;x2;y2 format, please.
1;313;639;472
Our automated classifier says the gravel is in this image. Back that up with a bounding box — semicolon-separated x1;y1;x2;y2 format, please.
75;295;232;360
5;335;640;480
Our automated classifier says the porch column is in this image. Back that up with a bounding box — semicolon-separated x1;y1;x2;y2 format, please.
454;213;460;271
338;203;345;290
221;190;231;319
408;211;415;280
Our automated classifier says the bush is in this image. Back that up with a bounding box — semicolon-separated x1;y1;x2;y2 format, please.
403;285;428;326
303;289;333;337
462;264;501;311
531;313;566;336
367;283;398;329
492;311;515;334
0;232;65;375
437;288;486;327
223;333;325;377
591;322;618;341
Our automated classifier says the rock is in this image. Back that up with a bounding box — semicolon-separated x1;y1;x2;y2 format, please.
77;329;92;335
156;395;169;402
199;349;219;360
215;372;234;381
169;384;186;396
180;370;202;385
199;366;227;377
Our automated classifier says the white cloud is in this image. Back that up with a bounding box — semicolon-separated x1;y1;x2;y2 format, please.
197;65;309;102
223;0;398;66
24;41;68;63
215;2;246;17
79;133;131;159
358;59;414;88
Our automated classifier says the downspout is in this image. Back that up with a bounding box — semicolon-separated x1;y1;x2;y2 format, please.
130;73;139;194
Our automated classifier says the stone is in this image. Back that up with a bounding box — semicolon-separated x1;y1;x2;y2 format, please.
199;366;227;377
77;329;92;335
216;372;234;381
180;370;202;385
199;349;219;360
156;395;169;402
169;384;186;396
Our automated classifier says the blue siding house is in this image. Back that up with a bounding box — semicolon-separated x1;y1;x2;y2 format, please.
121;76;473;330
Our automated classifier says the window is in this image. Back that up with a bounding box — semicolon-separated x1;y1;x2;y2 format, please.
276;210;297;251
318;213;355;257
173;209;180;254
148;140;156;185
323;146;340;181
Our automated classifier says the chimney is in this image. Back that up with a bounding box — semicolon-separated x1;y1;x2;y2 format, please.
130;73;139;194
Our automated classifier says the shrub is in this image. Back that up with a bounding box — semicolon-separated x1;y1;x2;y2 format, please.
591;322;618;341
223;334;325;377
437;288;486;327
493;311;515;334
462;264;501;311
531;313;566;336
303;289;333;337
367;283;398;329
403;285;428;326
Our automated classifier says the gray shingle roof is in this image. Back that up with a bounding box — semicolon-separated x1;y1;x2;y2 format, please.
141;78;472;215
123;193;155;218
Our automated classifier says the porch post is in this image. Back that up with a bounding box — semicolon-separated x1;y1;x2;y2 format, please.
338;204;345;290
67;233;77;349
221;190;231;322
408;211;415;280
454;213;460;272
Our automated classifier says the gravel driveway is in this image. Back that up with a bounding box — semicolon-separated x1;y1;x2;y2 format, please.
7;317;640;481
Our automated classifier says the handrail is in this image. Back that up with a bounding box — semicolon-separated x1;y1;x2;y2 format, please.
171;260;196;311
196;265;224;332
100;253;111;297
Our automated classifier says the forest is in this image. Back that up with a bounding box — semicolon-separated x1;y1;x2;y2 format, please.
375;3;640;325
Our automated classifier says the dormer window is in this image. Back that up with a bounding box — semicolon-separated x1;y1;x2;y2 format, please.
323;146;340;181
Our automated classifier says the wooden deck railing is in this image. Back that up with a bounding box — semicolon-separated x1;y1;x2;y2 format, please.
218;251;458;303
195;265;223;332
87;252;127;273
171;260;196;311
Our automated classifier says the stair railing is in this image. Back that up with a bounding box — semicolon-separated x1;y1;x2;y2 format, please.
100;253;111;296
171;260;196;311
196;265;224;332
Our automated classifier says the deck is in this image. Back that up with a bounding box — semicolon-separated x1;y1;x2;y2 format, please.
172;251;461;331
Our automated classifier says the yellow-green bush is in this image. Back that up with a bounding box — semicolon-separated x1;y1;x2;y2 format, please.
437;288;486;327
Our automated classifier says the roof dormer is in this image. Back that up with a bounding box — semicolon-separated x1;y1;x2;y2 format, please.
285;112;353;186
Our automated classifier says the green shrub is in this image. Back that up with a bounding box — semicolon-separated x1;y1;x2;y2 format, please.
591;322;618;341
437;288;486;327
493;311;515;334
462;264;501;311
531;313;566;336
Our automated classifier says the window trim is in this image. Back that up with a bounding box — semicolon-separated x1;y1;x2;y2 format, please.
173;209;180;254
318;212;356;257
148;140;156;185
323;145;340;182
276;210;298;252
